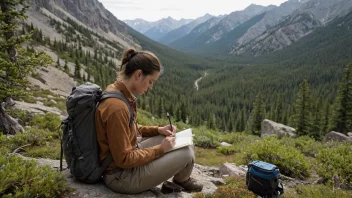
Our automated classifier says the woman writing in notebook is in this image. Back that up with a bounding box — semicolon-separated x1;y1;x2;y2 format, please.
95;48;203;194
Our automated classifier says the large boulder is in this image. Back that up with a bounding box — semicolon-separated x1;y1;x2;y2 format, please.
14;100;63;116
19;155;219;198
220;142;232;147
219;163;246;178
261;119;296;138
323;131;352;143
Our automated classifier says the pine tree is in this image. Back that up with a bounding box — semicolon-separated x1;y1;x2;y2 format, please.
0;0;51;134
74;59;81;79
56;56;60;67
275;94;283;123
64;59;69;72
250;93;265;136
322;100;330;135
180;101;187;123
87;67;91;82
311;97;324;140
236;108;246;132
330;64;352;134
293;80;313;136
0;0;51;97
207;113;216;130
228;112;234;132
157;97;164;118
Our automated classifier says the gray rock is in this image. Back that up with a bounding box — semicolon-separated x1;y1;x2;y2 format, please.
36;101;44;105
220;142;232;147
323;131;352;143
50;99;57;104
14;100;62;115
219;163;246;178
347;132;352;137
261;119;296;138
36;97;45;101
19;155;218;198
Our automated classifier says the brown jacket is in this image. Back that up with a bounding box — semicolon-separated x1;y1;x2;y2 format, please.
95;81;164;171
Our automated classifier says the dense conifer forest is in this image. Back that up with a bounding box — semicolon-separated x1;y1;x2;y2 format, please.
20;6;352;140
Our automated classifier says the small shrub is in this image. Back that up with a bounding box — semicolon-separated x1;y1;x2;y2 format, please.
0;154;71;197
32;89;54;98
217;146;237;155
281;136;323;157
21;94;37;103
316;143;352;187
6;128;57;149
5;109;32;126
1;128;59;157
194;135;219;148
239;136;311;178
285;184;352;198
219;132;259;144
29;113;61;131
25;141;60;159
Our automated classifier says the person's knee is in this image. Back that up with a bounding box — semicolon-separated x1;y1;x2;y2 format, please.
177;146;195;163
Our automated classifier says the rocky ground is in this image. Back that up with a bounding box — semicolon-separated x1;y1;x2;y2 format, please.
19;155;223;198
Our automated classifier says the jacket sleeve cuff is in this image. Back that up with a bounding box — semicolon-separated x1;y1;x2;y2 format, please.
153;144;164;159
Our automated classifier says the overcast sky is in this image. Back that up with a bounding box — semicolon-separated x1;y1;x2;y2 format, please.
99;0;289;22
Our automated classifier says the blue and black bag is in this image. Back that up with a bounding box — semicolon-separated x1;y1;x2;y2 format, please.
246;160;284;198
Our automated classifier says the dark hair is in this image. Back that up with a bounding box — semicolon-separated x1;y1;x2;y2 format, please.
117;48;162;80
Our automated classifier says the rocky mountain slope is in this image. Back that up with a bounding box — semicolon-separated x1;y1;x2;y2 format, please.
169;4;271;51
124;18;155;34
158;14;214;45
232;0;352;55
168;16;225;50
125;17;193;41
31;0;139;49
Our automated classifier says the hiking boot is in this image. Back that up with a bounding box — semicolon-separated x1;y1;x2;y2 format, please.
161;181;183;194
173;177;203;192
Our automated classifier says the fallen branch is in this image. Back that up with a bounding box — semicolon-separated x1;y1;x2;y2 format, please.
12;144;31;154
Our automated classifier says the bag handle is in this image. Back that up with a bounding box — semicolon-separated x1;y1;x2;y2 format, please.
277;182;284;195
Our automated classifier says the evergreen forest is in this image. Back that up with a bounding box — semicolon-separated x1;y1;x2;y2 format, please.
19;8;352;139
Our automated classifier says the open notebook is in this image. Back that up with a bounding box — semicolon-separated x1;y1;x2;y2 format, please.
165;128;193;153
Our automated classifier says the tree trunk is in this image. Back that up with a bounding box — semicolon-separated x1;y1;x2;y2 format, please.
0;101;24;135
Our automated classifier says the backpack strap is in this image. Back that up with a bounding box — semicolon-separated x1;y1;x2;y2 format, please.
98;91;135;173
100;91;135;127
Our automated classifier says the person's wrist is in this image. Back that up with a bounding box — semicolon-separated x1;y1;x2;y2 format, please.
158;127;163;134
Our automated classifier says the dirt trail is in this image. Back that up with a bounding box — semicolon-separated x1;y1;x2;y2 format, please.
194;72;208;91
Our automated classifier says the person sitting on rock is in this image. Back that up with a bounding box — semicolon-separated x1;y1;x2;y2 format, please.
95;48;203;194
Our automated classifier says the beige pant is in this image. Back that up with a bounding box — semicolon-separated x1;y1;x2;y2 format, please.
104;135;195;194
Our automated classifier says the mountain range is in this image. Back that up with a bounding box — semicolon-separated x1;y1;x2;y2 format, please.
21;0;352;132
123;0;352;58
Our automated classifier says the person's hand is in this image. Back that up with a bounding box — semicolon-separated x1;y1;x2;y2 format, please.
161;136;175;152
158;125;176;136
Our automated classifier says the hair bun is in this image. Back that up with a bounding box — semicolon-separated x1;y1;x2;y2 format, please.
128;52;138;60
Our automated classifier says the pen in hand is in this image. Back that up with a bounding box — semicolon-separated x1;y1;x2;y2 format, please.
167;112;173;135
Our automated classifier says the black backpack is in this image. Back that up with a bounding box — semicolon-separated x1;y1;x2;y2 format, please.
60;83;134;183
246;160;284;198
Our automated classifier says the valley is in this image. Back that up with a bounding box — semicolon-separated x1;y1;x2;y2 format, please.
1;0;352;197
